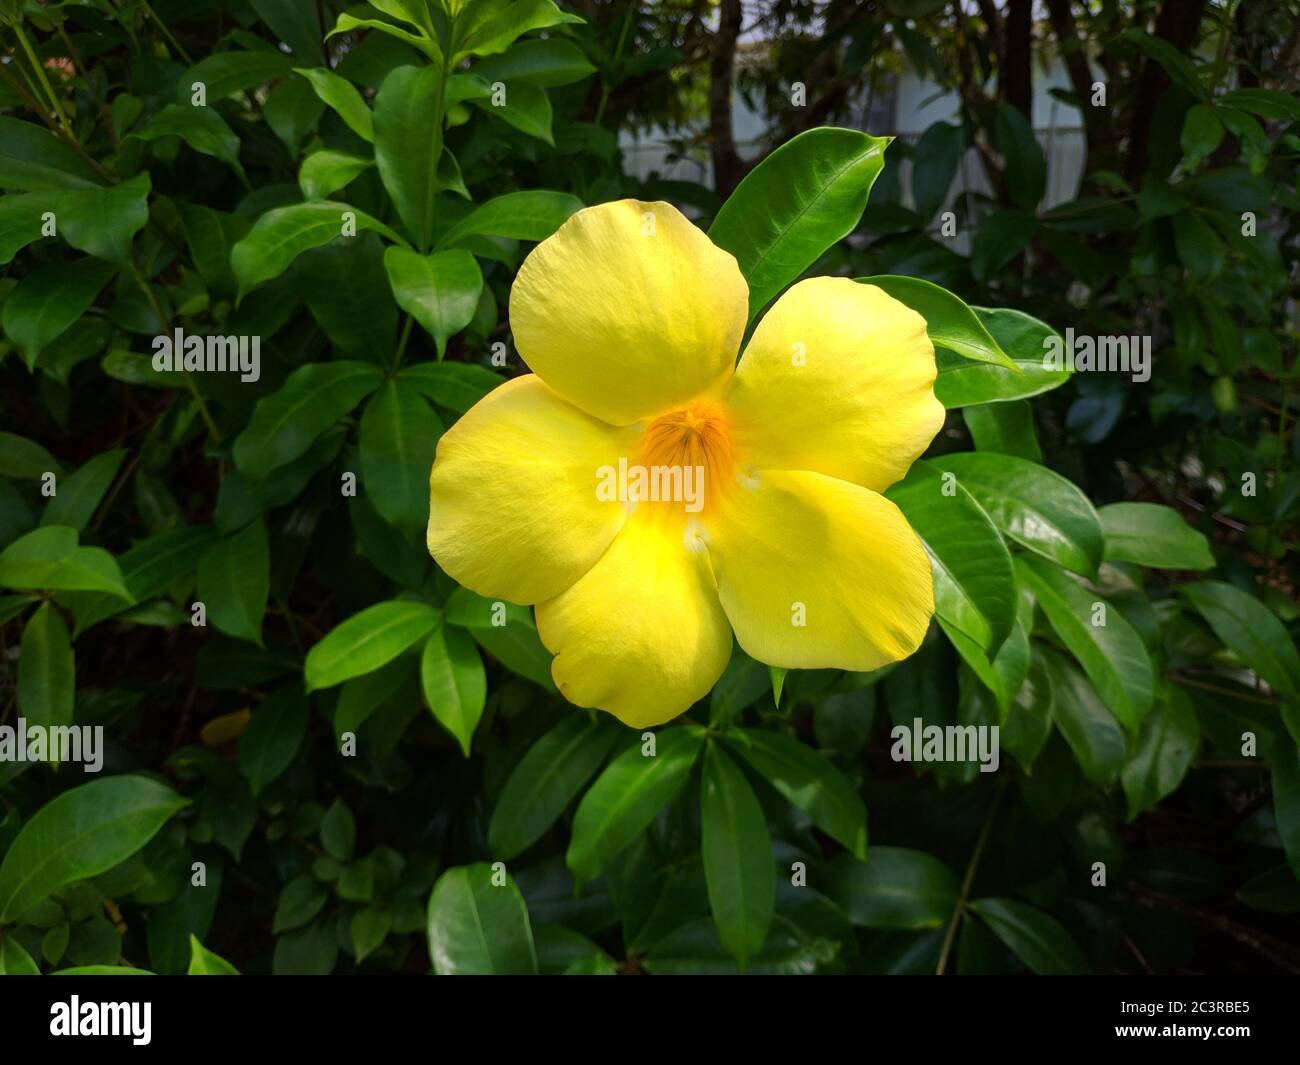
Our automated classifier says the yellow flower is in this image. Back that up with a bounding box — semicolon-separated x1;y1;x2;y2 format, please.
427;200;944;728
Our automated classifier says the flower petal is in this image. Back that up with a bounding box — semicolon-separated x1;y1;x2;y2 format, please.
724;277;944;492
707;469;933;671
536;514;733;728
509;199;748;426
427;375;635;604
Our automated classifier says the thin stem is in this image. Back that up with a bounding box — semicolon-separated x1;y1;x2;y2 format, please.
1170;674;1278;705
130;268;222;442
0;54;117;179
936;778;1007;975
392;315;414;371
12;23;72;135
594;1;637;125
139;0;193;65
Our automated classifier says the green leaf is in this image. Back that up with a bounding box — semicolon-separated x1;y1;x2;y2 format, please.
298;150;373;200
426;863;538;974
935;306;1069;407
724;727;867;859
1018;555;1155;732
472;80;554;143
373;64;449;249
179;51;295;103
359;378;443;532
970;209;1037;281
458;0;584;60
273;873;328;933
467;616;556;691
293;67;374;142
320;799;356;862
0;116;103;191
701;743;775;967
1171;212;1225;280
1;260;116;368
857;275;1017;371
0;775;188;922
233;360;383;479
325;13;440;64
968;898;1089;974
399;361;505;413
710;127;889;320
472;38;596;86
197;518;270;646
187;935;240;974
567;726;704;881
1121;683;1200;820
0;432;62;479
1122;27;1206;100
995;103;1046;208
352;907;392;963
17;602;74;737
1218;88;1300;122
0;934;40;974
1236;865;1300;913
231;202;408;300
0;525;131;600
1180;581;1300;696
50;173;152;263
238;685;310;795
383;247;483;358
962;400;1041;462
304;600;441;690
420;624;486;756
1099;503;1214;570
132;104;246;181
40;449;125;532
1040;649;1128;785
929;452;1103;576
887;460;1015;653
439;189;583;248
1181;103;1224;167
826;847;959;929
488;712;621;860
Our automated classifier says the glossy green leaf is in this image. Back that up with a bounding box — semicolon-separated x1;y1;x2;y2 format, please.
420;624;486;756
383;246;483;358
472;80;554;143
399;361;506;413
701;743;775;967
231;202;408;299
472;38;596;87
930;451;1103;576
935;307;1069;407
1180;581;1300;696
1018;555;1154;731
1040;649;1128;785
1099;502;1214;570
187;935;240;974
359;378;443;532
710;127;889;320
17;602;74;737
439;189;583;248
233;361;383;479
962;399;1042;462
294;67;375;142
132;105;246;180
197;518;269;646
0;525;131;600
0;775;188;922
724;727;867;859
567;726;704;881
857;275;1017;371
239;685;310;794
488;712;621;860
1;260;116;368
887;459;1016;653
1121;683;1199;820
826;848;959;929
40;449;125;532
304;600;441;690
374;64;448;248
968;897;1088;974
426;863;537;974
298;150;373;200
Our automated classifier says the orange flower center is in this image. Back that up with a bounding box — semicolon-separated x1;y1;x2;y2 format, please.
633;401;735;516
